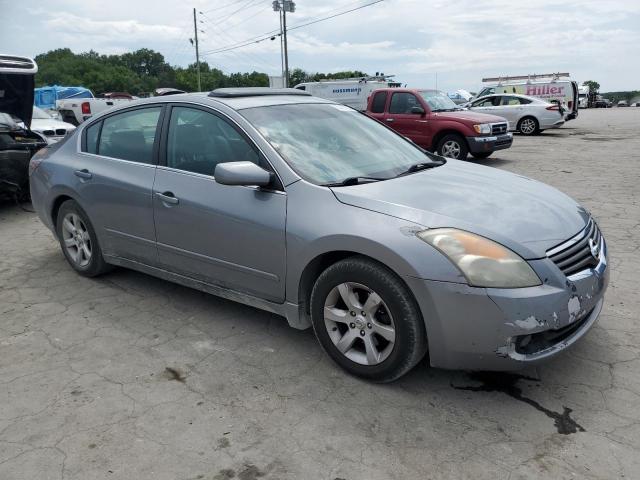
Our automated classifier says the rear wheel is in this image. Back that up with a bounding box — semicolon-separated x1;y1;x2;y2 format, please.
436;134;469;160
310;257;427;382
517;116;539;135
471;151;493;159
55;200;111;277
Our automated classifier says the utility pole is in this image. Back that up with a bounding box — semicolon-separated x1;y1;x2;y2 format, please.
273;1;295;88
193;7;201;91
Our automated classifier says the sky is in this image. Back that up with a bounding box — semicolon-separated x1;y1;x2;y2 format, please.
2;0;639;93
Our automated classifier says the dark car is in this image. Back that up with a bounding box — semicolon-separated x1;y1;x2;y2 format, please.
0;55;47;200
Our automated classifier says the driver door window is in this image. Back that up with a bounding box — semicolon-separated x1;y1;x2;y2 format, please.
166;106;261;176
389;93;421;114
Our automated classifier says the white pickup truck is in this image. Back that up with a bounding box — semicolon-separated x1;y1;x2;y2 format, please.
57;92;135;125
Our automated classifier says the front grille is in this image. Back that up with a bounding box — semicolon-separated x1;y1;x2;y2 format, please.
55;128;67;136
491;123;508;135
547;219;601;277
42;130;55;136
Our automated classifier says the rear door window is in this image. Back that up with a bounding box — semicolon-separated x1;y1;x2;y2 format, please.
84;121;101;154
370;91;388;113
98;107;162;164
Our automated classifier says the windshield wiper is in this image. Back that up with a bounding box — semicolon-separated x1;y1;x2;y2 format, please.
323;176;387;187
395;160;446;178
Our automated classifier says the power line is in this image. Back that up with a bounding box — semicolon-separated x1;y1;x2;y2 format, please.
200;0;385;56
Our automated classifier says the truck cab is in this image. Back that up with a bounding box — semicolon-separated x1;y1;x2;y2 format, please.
366;88;513;160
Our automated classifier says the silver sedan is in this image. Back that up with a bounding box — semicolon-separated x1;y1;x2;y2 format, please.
467;94;566;135
29;88;608;382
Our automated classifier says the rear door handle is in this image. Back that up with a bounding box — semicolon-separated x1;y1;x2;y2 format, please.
74;169;92;179
156;191;179;205
385;118;395;123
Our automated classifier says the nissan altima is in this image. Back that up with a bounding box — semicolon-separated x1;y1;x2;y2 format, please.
29;88;608;382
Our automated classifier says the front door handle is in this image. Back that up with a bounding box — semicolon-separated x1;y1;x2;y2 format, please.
74;169;92;179
156;191;179;205
385;118;395;123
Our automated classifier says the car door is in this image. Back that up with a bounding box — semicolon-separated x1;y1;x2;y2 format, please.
152;104;287;303
367;90;388;123
498;96;523;126
383;92;431;148
76;105;163;266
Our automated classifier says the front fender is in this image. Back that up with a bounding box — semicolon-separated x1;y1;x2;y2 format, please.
284;181;465;304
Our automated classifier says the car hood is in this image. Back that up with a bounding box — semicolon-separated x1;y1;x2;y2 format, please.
331;160;589;259
31;118;77;132
0;71;35;127
432;110;507;124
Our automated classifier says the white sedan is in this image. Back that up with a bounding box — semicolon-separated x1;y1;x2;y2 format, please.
467;94;565;135
31;106;76;144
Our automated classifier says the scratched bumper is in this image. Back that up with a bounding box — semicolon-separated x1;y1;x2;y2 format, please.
404;238;608;371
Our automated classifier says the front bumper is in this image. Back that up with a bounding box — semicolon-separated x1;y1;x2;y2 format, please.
466;132;513;154
404;238;609;371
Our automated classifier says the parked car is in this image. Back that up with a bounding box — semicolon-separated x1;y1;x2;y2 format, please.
617;100;629;107
467;94;565;135
632;102;640;107
476;74;579;120
30;88;608;382
31;106;76;144
0;55;47;200
366;88;512;159
56;94;135;125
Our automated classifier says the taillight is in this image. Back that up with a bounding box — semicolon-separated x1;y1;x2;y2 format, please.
29;148;48;176
81;102;91;115
546;105;559;110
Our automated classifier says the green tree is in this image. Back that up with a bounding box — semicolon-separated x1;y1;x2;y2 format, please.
583;80;600;93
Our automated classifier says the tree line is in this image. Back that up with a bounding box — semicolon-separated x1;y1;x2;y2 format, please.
34;48;372;96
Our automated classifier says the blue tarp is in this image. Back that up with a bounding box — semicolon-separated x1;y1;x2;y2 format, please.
34;85;94;109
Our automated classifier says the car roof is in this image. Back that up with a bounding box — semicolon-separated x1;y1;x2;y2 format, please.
97;90;336;112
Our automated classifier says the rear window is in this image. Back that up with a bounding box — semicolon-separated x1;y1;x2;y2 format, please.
370;91;387;113
84;122;101;154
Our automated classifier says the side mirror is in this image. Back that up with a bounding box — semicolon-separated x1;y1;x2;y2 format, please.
214;161;273;187
410;106;426;115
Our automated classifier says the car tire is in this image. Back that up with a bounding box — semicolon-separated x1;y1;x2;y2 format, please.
471;151;493;159
436;134;469;160
310;256;427;382
55;199;111;277
517;116;539;135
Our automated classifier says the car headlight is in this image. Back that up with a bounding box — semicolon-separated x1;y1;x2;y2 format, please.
473;123;492;135
417;228;541;288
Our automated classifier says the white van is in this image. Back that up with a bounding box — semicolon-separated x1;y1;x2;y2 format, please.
476;74;579;120
294;75;401;111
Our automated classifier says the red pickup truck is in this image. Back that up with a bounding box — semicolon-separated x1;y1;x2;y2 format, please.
366;88;513;160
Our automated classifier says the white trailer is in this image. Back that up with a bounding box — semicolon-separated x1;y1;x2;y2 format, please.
293;75;401;111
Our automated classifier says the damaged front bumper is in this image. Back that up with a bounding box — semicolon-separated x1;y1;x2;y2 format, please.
404;238;609;371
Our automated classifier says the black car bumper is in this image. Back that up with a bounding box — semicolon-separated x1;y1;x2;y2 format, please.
466;133;513;153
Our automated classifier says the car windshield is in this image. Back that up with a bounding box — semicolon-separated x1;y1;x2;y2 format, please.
32;106;52;119
240;103;438;185
419;90;460;111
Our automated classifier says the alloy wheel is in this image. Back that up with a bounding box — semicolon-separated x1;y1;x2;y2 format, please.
323;282;396;366
442;140;461;158
61;213;92;267
520;118;537;135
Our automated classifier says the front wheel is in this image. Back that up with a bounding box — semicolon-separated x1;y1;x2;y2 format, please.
471;151;493;159
310;257;427;382
436;134;469;160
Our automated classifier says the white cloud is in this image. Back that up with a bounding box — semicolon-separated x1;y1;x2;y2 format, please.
3;0;640;91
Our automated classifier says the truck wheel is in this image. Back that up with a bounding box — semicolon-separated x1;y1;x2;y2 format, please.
310;256;427;383
517;116;539;135
437;134;468;160
471;151;493;159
